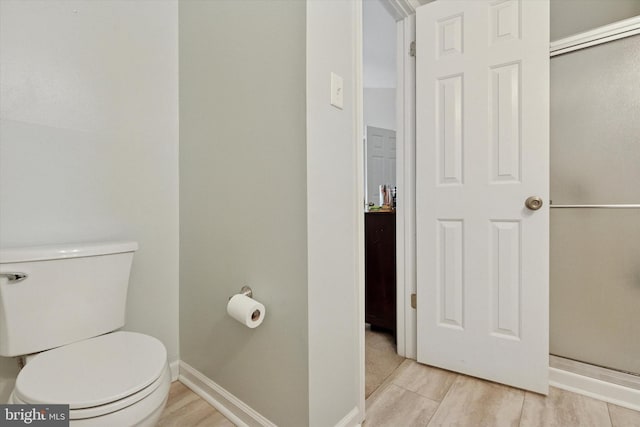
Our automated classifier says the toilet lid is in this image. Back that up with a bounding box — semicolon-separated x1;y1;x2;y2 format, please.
15;331;167;409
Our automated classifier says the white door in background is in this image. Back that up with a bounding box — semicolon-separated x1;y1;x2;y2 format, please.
415;0;550;393
366;126;396;205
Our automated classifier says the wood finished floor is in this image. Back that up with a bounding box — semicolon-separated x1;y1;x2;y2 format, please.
159;330;640;426
158;382;233;427
364;331;640;427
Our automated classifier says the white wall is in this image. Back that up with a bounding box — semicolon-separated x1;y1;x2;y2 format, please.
0;0;179;402
307;1;362;426
364;88;396;131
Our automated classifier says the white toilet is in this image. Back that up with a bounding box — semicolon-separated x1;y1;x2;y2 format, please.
0;241;171;427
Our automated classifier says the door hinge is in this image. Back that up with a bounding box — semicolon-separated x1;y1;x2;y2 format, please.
411;293;417;309
409;41;416;57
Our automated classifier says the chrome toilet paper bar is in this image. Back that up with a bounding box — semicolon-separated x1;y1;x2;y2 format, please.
239;285;252;298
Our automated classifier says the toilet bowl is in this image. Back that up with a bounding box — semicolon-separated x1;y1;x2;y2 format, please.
8;332;170;427
0;241;170;426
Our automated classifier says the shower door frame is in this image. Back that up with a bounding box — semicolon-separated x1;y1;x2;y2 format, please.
545;14;640;410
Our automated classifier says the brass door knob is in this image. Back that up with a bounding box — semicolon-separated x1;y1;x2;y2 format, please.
525;196;543;211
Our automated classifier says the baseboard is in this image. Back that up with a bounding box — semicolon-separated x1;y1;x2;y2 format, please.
550;367;640;411
169;360;180;382
334;406;361;427
178;361;276;427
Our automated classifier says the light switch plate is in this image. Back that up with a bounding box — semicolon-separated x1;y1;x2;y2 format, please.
330;72;344;109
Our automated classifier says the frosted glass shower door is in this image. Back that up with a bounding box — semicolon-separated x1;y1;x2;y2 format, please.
550;35;640;375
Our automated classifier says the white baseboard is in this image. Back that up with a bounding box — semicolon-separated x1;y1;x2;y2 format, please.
178;361;276;427
177;361;359;427
169;360;180;382
550;367;640;412
334;406;361;427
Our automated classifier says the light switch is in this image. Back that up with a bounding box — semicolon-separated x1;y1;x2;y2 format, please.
330;72;344;109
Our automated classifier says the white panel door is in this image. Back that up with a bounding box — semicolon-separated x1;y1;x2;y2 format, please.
416;0;550;393
366;126;396;205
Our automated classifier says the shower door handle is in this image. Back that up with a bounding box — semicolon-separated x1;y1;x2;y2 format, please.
0;272;28;284
525;196;543;211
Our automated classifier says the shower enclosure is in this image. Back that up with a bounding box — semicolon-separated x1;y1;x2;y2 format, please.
550;34;640;377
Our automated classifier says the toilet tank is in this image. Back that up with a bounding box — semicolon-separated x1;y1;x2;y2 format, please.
0;241;138;357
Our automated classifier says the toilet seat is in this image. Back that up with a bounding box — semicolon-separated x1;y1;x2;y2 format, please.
14;331;167;420
12;364;169;421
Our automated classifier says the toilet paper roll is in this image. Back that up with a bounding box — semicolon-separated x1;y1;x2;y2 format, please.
227;294;266;328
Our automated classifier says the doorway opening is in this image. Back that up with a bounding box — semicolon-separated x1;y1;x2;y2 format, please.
362;0;404;401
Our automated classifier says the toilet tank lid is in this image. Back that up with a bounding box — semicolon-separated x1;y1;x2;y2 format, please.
0;241;138;263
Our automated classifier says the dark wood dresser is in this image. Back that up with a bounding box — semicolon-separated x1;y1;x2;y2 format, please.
365;211;396;336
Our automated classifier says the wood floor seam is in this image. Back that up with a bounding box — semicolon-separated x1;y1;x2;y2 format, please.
424;375;458;427
517;392;528;427
391;381;442;407
607;403;614;427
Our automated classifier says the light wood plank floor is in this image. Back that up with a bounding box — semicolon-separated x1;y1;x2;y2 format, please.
364;343;640;426
158;382;234;427
159;330;640;426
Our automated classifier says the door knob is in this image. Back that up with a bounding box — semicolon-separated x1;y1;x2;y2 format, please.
525;196;543;211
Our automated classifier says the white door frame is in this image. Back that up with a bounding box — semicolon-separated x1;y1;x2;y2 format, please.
355;0;366;421
395;14;417;359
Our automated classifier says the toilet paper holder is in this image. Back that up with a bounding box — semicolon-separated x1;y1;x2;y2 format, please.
227;286;264;325
229;285;253;300
239;285;253;298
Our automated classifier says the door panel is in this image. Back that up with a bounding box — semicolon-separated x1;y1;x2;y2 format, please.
550;35;640;205
366;126;396;205
550;209;640;375
416;0;550;394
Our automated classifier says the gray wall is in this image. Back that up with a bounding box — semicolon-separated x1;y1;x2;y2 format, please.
178;1;309;426
363;0;397;88
364;0;397;131
551;0;640;41
364;88;396;131
0;0;179;402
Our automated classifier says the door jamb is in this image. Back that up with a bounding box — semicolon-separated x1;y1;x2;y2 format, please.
354;0;366;422
395;15;417;359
